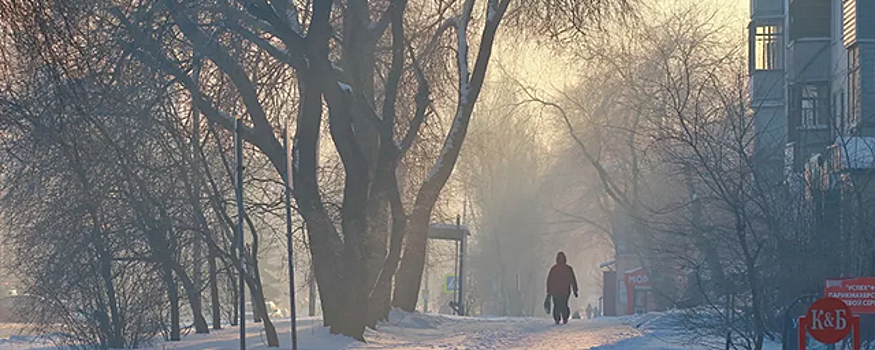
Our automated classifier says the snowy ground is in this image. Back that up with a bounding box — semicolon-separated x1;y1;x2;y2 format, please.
0;311;782;350
590;313;782;350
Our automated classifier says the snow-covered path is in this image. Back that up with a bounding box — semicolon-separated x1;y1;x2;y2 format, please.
0;311;773;350
357;315;642;350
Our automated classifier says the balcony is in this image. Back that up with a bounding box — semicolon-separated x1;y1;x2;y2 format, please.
828;136;875;171
786;39;831;83
751;70;785;104
789;0;830;40
752;0;784;19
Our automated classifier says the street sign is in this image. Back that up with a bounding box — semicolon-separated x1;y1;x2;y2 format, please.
825;277;875;314
798;297;860;350
444;274;459;294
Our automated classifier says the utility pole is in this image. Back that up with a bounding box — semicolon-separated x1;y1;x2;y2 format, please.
457;215;466;316
452;238;459;314
283;126;298;350
234;118;246;350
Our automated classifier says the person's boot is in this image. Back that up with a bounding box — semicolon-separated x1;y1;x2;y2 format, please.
562;318;568;325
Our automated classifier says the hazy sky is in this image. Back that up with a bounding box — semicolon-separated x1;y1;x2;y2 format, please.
489;0;750;100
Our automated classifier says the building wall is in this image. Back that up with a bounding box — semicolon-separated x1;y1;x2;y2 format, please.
830;0;849;134
748;0;875;166
838;0;875;137
788;39;831;81
844;0;875;46
750;0;787;174
782;0;837;168
861;43;875;135
753;105;787;167
789;0;830;40
750;0;875;172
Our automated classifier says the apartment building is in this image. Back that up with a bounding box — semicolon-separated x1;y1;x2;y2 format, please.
750;0;875;176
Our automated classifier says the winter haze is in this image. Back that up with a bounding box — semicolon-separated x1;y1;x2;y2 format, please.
2;0;872;350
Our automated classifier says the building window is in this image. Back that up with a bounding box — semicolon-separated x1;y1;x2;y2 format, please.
754;25;783;70
848;45;861;129
800;84;827;128
843;0;857;47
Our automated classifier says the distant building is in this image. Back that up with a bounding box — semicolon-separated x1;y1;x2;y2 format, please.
599;210;662;317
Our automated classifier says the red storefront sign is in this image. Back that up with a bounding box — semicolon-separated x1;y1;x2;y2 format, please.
824;277;875;314
625;267;649;286
624;267;651;315
798;297;860;350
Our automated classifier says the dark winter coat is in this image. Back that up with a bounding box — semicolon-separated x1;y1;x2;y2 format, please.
546;252;579;297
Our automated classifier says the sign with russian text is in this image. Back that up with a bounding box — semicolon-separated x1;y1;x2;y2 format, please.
825;277;875;314
624;267;650;315
624;267;650;287
798;297;860;350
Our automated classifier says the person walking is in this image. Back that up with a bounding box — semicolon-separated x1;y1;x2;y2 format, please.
546;251;578;324
585;303;593;319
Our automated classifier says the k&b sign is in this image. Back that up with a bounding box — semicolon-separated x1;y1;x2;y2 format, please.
798;297;860;350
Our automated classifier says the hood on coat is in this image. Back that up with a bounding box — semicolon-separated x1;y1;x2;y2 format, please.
556;251;567;265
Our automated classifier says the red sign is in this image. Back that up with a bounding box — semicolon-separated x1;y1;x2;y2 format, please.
624;267;651;315
825;277;875;314
624;267;650;286
798;298;860;350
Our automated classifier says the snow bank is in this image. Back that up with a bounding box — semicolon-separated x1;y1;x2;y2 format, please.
592;311;782;350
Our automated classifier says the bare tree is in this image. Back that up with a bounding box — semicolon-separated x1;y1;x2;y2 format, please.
514;5;789;350
3;0;637;344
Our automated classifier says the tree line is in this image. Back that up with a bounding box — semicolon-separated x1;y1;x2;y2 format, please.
0;0;631;346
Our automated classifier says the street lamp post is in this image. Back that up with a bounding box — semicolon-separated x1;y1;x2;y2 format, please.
283;126;298;350
234;119;246;350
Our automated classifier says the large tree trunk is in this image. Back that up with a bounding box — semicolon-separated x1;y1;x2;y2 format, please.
343;0;385;298
163;266;181;341
364;206;390;305
209;246;222;330
392;202;435;311
243;258;280;347
292;63;346;330
142;214;211;336
96;239;123;348
171;263;210;334
229;270;239;326
367;179;407;326
392;0;509;311
323;90;371;340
